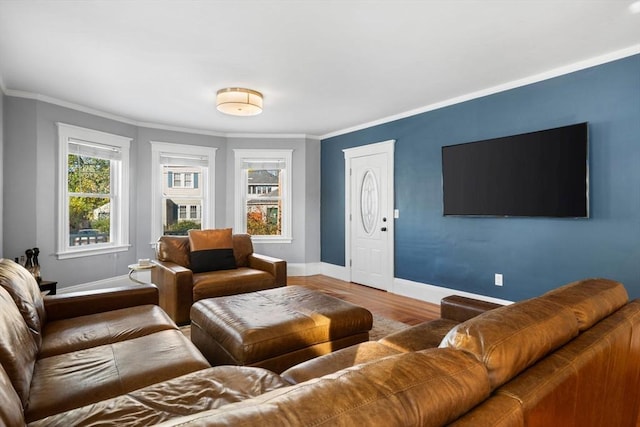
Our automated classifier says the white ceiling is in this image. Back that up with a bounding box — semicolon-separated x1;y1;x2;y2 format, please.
0;0;639;138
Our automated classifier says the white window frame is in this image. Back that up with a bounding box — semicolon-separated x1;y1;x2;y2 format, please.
189;204;199;219
234;149;292;243
57;123;131;259
150;141;216;243
183;172;193;188
173;173;182;188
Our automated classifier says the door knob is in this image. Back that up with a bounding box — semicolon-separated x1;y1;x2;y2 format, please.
381;227;387;232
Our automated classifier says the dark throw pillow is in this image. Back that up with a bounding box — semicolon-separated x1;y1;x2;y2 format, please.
188;228;237;273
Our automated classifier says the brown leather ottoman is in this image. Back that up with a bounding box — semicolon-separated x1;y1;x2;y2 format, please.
190;286;373;373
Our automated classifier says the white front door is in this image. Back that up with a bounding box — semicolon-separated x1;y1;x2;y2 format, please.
344;140;394;291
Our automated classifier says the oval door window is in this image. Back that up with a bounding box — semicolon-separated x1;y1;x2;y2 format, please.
360;169;379;235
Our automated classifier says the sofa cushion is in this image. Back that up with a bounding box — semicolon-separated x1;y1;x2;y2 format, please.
281;341;402;384
0;286;39;408
494;300;640;425
540;278;628;331
25;329;210;423
156;235;191;268
0;362;25;427
380;318;458;352
39;304;177;358
448;394;524;427
231;233;253;267
28;366;289;427
0;258;46;347
192;267;276;301
441;297;579;390
188;228;237;273
155;348;491;426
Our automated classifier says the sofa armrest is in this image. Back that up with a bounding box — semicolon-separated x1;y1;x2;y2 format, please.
248;253;287;286
44;284;159;321
151;260;195;325
440;295;503;323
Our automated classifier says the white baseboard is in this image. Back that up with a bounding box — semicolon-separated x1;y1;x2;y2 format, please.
393;277;513;306
320;262;350;282
287;262;322;276
318;262;513;306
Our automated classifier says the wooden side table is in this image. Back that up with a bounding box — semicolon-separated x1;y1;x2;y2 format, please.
39;280;57;295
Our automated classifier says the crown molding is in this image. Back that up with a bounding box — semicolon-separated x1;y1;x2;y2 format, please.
226;133;321;140
136;120;226;137
1;88;316;140
3;88;141;126
3;44;638;141
320;44;640;140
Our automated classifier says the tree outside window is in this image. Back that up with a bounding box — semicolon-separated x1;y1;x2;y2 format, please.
234;149;292;243
57;123;130;259
246;169;281;236
67;154;111;245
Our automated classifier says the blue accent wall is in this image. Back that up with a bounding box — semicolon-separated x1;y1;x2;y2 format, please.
321;54;640;301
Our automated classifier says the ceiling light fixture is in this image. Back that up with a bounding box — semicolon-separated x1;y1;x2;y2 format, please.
216;88;263;116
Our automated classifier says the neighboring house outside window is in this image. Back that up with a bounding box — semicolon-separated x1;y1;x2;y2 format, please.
57;123;131;259
234;149;292;243
150;142;216;240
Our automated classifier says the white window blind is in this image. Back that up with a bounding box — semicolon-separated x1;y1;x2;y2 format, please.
68;138;122;161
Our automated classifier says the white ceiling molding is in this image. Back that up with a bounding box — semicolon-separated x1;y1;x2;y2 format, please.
321;44;640;140
2;43;638;142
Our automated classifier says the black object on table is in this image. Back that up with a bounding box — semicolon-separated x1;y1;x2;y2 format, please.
39;280;57;295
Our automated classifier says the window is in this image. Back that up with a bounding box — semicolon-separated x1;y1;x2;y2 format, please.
234;149;292;243
57;123;131;259
170;172;195;188
150;142;216;240
173;173;182;188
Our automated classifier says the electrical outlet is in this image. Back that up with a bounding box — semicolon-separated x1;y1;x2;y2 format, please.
495;273;503;287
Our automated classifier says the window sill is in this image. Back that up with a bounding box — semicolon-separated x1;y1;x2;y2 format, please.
250;236;292;244
56;244;131;260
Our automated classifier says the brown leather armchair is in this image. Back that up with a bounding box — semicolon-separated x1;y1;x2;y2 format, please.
152;234;287;324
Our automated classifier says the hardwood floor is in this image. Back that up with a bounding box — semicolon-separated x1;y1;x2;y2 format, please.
288;275;440;326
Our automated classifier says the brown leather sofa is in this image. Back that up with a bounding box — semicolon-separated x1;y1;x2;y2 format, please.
155;277;640;426
151;234;287;324
3;254;639;426
0;258;291;427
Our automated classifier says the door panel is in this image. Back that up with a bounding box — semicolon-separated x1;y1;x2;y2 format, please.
351;152;389;290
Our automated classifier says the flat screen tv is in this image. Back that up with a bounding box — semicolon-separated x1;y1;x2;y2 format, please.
442;122;588;217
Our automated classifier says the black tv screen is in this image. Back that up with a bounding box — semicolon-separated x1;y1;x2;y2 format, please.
442;123;588;217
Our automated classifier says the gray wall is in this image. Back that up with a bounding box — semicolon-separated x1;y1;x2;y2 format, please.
134;126;227;261
4;97;38;263
304;138;321;263
4;98;139;285
225;136;321;264
2;96;321;287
